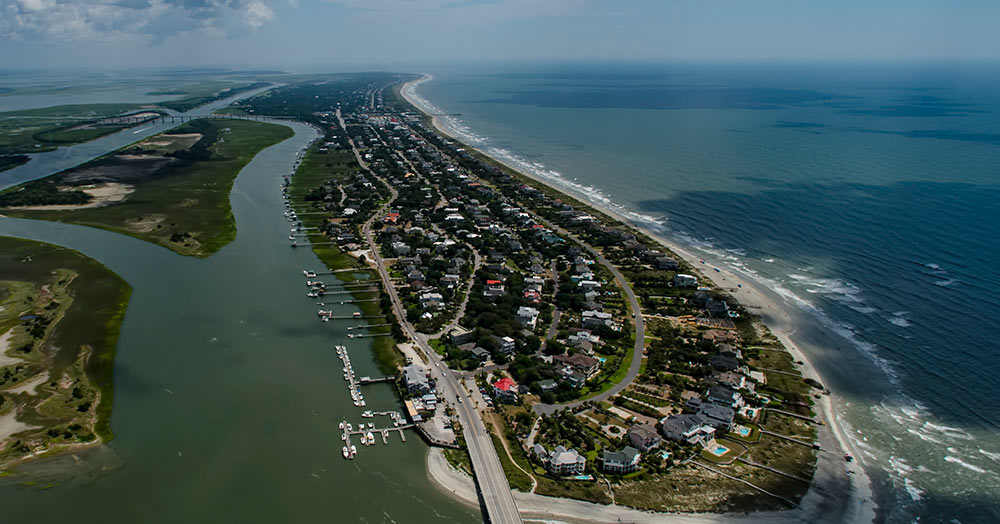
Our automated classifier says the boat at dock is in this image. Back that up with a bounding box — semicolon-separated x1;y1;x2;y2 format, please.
342;446;349;459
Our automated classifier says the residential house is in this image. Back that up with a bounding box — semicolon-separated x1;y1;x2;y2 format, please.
698;403;736;430
553;353;600;378
448;326;474;345
533;444;587;475
627;424;663;452
419;292;444;310
660;414;716;446
493;377;518;403
654;257;680;270
707;385;744;408
601;447;641;475
403;365;431;395
672;274;699;288
582;310;615;330
491;335;516;355
516;306;540;329
483;279;505;297
538;379;558;392
470;346;491;362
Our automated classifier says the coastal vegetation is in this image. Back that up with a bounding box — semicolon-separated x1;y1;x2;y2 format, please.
0;155;29;173
0;236;131;469
286;142;404;373
0;119;293;257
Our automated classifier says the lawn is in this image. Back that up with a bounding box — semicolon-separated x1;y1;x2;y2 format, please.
0;119;293;257
0;236;131;467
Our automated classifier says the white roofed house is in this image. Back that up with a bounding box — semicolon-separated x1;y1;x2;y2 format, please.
672;274;699;288
419;292;444;310
533;444;587;475
581;310;616;330
516;306;540;329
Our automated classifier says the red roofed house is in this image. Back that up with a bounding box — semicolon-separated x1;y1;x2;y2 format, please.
384;213;400;223
493;377;518;403
484;279;505;297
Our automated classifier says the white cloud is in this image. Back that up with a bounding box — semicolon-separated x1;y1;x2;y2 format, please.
245;0;275;29
0;0;283;42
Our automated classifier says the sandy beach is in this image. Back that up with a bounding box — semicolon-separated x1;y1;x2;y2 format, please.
402;75;876;524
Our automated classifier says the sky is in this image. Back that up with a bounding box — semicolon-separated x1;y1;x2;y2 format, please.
1;0;1000;70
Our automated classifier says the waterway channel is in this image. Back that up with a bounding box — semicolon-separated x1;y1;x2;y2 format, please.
0;85;277;190
0;122;480;523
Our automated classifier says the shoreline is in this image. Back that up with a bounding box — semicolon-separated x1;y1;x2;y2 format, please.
402;75;875;523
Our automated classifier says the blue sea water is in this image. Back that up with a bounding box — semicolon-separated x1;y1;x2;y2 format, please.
410;62;1000;523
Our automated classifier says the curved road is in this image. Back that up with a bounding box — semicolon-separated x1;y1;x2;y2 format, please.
525;221;646;415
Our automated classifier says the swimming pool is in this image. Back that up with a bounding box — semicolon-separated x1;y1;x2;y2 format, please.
709;445;729;457
734;426;752;437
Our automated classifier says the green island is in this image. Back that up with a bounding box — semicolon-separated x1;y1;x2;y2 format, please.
0;119;293;257
0;104;165;156
0;236;131;468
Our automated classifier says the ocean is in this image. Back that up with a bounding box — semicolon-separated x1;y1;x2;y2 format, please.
408;62;1000;523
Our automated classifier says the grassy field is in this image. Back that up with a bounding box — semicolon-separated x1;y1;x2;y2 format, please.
0;104;155;155
0;236;131;468
0;119;293;257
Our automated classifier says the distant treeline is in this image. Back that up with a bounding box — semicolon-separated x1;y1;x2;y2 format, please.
0;180;91;207
0;154;29;172
160;82;271;112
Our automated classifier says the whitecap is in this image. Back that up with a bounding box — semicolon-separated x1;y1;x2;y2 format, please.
944;455;987;474
978;449;1000;462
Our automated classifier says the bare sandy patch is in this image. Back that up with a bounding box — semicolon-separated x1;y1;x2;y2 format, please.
124;213;167;233
0;328;24;368
135;132;202;152
0;411;37;442
5;372;47;395
3;183;134;211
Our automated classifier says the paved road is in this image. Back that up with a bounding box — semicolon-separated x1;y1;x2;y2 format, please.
526;220;646;415
346;111;522;524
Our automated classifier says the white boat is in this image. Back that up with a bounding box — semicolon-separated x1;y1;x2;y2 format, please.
304;271;317;278
362;410;373;418
368;423;374;429
338;421;345;430
350;445;357;454
342;446;349;459
341;434;346;441
366;432;374;445
307;292;318;298
346;423;353;432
